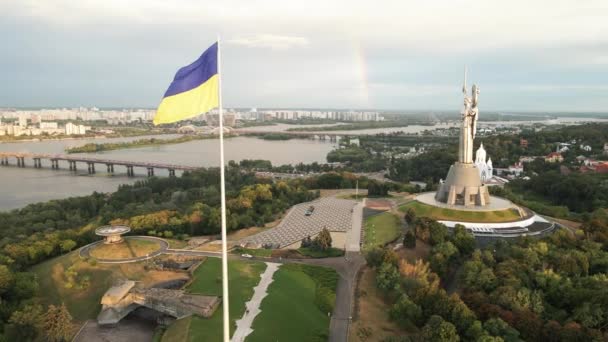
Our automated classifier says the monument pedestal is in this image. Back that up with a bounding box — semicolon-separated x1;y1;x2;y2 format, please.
435;162;490;206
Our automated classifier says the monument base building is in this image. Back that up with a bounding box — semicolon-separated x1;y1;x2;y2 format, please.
435;162;490;206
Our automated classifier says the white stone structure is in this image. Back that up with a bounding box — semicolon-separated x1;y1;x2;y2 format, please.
474;143;493;182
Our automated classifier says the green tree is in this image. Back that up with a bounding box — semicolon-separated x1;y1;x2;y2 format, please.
390;294;422;328
0;265;14;294
8;304;44;341
59;239;77;254
483;318;521;342
313;227;332;251
452;224;476;256
405;208;416;224
421;315;460;342
376;262;401;293
43;303;73;342
404;230;416;249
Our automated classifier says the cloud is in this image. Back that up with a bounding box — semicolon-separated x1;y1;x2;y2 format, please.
228;34;309;50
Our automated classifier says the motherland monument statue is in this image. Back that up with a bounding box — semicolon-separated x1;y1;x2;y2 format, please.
435;68;490;206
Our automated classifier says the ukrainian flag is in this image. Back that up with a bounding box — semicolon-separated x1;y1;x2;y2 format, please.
153;42;219;125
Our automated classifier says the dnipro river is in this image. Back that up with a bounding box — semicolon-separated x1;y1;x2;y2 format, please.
1;117;606;211
0;135;336;210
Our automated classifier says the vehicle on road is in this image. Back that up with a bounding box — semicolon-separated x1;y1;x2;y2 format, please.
241;254;253;258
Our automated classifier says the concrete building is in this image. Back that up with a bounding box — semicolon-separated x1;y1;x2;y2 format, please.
65;122;90;135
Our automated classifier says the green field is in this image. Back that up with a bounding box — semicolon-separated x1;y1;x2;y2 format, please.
31;250;189;322
399;200;521;222
163;258;266;342
363;212;402;250
30;253;112;320
247;264;337;342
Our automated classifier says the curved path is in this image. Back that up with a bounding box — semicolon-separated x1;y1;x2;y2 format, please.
79;236;169;264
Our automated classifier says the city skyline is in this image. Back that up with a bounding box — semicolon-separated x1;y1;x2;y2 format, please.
2;1;608;111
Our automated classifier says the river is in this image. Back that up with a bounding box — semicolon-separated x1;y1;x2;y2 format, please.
0;136;336;210
1;116;606;211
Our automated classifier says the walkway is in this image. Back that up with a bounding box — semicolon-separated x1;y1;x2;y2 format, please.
232;262;280;342
79;236;169;264
346;199;364;252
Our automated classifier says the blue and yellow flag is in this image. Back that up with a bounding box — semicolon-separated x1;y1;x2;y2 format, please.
154;43;219;125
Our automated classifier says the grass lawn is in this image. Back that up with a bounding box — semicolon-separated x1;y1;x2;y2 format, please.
363;212;402;250
89;238;161;259
179;258;266;342
399;200;521;223
31;251;189;321
247;264;337;342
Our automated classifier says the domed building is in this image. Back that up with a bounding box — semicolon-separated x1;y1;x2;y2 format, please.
474;143;493;183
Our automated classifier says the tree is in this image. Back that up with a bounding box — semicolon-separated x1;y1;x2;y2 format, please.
483;318;521;342
59;240;77;254
313;227;332;251
377;262;401;294
8;304;44;341
43;303;73;342
421;315;460;342
301;235;313;248
0;265;14;294
390;294;422;328
404;230;416;249
405;208;417;224
452;224;476;256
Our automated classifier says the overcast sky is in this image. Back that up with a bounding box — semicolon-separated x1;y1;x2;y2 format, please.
1;0;608;112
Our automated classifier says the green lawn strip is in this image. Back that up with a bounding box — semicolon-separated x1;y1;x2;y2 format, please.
363;212;402;250
246;264;337;342
185;258;266;342
31;252;116;320
399;201;521;223
297;247;345;258
161;316;191;342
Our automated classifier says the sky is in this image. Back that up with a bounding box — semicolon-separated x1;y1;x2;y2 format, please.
1;0;608;112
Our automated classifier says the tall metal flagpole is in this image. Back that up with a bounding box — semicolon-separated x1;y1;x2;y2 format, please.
217;35;230;342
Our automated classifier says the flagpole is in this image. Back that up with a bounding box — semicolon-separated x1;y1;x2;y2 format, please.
217;35;230;342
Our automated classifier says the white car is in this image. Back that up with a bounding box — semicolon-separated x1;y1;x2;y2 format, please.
241;253;253;259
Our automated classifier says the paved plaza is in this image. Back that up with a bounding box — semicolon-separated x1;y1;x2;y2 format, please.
416;191;520;212
242;197;357;248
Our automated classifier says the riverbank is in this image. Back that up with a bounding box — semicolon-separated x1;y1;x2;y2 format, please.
65;134;232;153
286;121;411;132
1;129;177;144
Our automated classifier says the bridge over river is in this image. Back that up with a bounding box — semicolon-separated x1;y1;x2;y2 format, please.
0;152;198;176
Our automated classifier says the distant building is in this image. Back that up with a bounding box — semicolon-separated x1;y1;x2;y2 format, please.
18;115;27;128
545;152;564;163
519;138;528;148
474;143;493;182
508;162;524;176
65;122;89;135
579;144;592;152
40;121;58;129
206;113;236;127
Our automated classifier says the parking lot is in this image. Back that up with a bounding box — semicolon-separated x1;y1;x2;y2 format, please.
241;197;359;249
